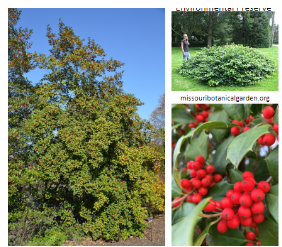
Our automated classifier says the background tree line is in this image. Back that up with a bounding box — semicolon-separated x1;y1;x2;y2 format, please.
172;11;278;48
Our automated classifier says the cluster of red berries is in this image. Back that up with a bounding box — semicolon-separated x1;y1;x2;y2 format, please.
189;104;212;129
202;171;269;245
258;106;279;145
172;156;223;207
230;106;279;147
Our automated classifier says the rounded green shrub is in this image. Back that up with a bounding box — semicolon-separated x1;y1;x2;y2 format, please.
177;44;275;87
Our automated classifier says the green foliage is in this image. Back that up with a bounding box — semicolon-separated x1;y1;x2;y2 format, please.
28;228;68;246
231;12;271;48
171;104;279;246
8;9;164;243
177;44;275;87
171;46;279;91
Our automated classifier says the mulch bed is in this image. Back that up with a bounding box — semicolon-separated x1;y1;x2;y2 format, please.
62;214;165;246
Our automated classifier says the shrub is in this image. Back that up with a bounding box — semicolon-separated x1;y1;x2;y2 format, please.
177;44;275;87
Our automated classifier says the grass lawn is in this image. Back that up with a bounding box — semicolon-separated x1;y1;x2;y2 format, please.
171;46;279;91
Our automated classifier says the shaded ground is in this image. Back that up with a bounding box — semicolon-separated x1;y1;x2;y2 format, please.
62;215;165;246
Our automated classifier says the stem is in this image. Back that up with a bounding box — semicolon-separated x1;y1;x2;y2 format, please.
215;207;222;211
266;176;272;183
172;194;188;206
212;215;222;224
199;213;221;218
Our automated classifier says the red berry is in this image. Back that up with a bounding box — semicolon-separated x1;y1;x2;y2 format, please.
221;197;234;208
252;213;265;224
255;227;259;235
181;179;191;188
201;178;211;188
250;222;257;227
198;187;208;196
243;126;250;132
192;193;202;204
257;181;270;193
251;189;265;202
184;186;193;192
204;199;216;212
192;162;201;171
215;201;222;212
186;194;193;203
187;161;193;169
237;121;244;127
196;115;204;122
245;177;256;185
238;206;251;219
262;106;275;119
206;164;215;174
213;174;222;183
251;201;264;215
231;126;240;136
190;169;197;177
226;190;234;198
242;171;254;179
246;243;255;246
201;111;208;119
258;239;261;246
239;193;253;208
205;174;213;181
273;123;279;134
192;179;202;189
222;208;234;221
217;220;228;233
197;169;207;179
230;191;242;204
240;216;253;227
257;135;265;145
234;182;243;193
172;197;182;208
245;231;256;241
246;117;250;124
241;179;255;192
262;134;276;146
195;155;205;165
227;214;240;229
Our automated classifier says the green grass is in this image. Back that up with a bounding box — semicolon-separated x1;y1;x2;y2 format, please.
171;46;279;91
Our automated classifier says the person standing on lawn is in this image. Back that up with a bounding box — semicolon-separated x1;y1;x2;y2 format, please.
181;34;190;60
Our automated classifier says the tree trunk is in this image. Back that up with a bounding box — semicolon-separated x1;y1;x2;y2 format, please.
270;12;275;47
207;13;213;47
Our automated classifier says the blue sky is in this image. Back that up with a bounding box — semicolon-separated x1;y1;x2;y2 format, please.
17;8;165;120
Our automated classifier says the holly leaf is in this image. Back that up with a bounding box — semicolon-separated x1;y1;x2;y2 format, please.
228;169;243;184
190;121;236;139
172;108;195;128
185;131;209;161
257;216;278;246
222;104;244;121
227;124;271;167
265;185;278;224
206;223;246;246
273;107;278;124
265;146;278;183
193;220;217;246
172;198;210;246
206;180;234;201
172;174;182;199
213;135;235;175
254;159;270;182
208;111;230;142
172;202;197;225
